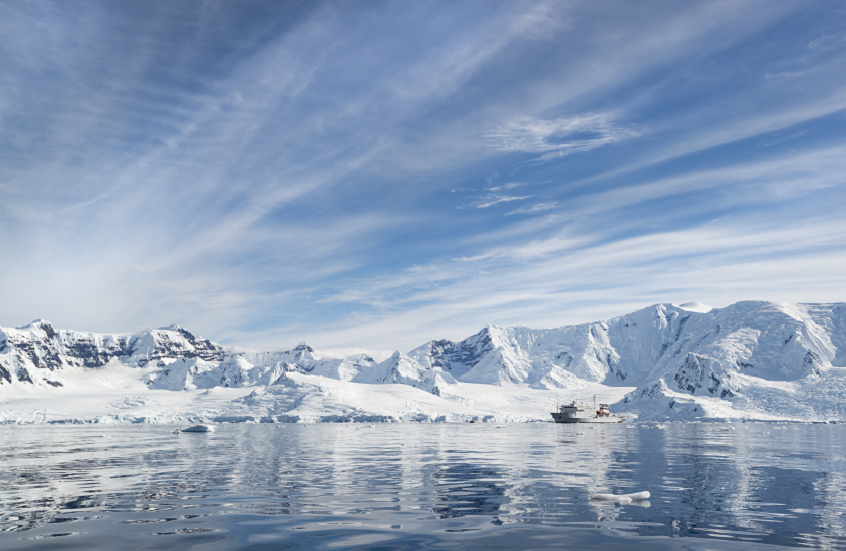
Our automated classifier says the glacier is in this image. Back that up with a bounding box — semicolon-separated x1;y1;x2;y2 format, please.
1;301;845;424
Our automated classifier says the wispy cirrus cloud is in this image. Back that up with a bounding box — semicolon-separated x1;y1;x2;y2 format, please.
290;213;846;350
301;140;846;349
486;113;639;161
486;182;526;192
467;182;533;209
507;202;559;215
471;194;531;209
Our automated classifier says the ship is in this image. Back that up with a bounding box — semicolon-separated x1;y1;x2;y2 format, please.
551;396;625;423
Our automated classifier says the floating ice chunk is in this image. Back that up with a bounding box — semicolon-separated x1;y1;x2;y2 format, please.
591;491;650;503
592;494;632;503
621;491;650;500
181;424;215;433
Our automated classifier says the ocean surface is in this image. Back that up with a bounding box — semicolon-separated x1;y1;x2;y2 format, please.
1;422;844;550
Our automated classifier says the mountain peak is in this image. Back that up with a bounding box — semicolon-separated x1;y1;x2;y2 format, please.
387;350;409;362
19;319;52;329
293;342;314;352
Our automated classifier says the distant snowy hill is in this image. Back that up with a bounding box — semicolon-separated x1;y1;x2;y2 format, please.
2;301;845;423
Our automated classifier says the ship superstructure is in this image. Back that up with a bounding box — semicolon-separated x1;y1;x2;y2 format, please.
551;396;624;423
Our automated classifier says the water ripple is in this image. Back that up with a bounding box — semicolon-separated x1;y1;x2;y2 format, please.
0;423;844;549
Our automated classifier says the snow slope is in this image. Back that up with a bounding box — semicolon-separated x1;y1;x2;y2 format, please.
2;301;845;423
0;365;627;424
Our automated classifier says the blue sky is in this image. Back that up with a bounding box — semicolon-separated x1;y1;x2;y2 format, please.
1;0;845;351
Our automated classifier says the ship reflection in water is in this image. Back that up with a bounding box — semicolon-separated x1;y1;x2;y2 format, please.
1;423;844;550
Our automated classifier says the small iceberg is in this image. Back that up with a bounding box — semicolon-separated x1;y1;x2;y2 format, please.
591;491;650;504
181;424;215;433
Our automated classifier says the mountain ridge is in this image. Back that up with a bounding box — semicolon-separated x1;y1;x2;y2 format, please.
2;300;845;421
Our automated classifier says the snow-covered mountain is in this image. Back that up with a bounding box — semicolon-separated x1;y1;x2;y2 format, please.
616;301;846;421
352;351;457;396
147;343;376;391
406;301;846;420
0;320;225;387
2;300;845;422
0;321;377;391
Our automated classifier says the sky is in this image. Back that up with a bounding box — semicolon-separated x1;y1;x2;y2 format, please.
1;0;845;352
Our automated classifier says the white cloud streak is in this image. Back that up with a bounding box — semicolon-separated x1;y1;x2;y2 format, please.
486;113;638;161
472;195;531;209
301;214;846;351
507;202;559;215
292;143;846;349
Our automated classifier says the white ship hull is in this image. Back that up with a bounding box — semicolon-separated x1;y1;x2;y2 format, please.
551;412;624;423
551;399;625;423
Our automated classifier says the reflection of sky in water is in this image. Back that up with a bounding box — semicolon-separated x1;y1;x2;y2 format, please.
0;424;844;550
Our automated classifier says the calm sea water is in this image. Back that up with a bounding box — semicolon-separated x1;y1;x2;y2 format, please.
1;422;844;550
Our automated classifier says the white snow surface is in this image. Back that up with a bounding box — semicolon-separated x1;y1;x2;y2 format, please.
2;301;846;423
678;301;712;313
